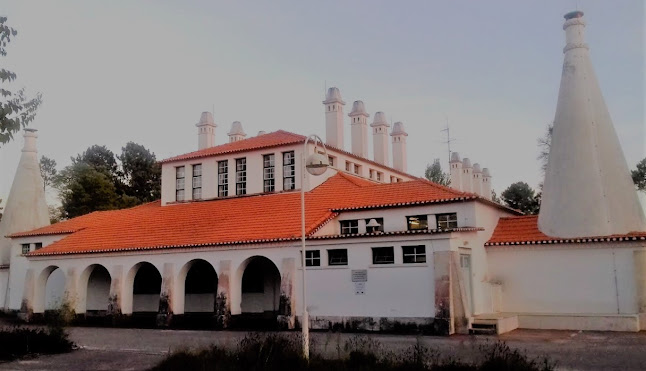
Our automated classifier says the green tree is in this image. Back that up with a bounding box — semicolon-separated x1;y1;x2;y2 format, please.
632;158;646;192
424;159;450;186
39;156;57;191
501;182;541;214
73;145;119;178
119;142;161;202
0;17;42;145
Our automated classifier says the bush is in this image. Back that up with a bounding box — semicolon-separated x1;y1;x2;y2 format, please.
0;326;74;361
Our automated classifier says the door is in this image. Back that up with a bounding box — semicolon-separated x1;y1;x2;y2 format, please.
459;254;474;315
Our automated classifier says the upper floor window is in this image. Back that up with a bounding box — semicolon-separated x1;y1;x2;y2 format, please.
403;245;426;263
218;160;228;197
345;161;351;172
305;250;320;267
372;246;394;264
354;164;361;175
340;220;359;234
369;169;375;179
283;151;295;191
328;156;335;167
407;215;428;230
437;213;458;229
376;172;383;182
328;249;348;266
365;218;384;233
21;244;30;255
34;242;43;250
236;158;247;195
176;166;185;201
263;154;275;193
192;164;202;200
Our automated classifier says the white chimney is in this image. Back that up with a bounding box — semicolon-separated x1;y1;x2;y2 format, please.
370;112;390;166
348;101;369;158
228;121;247;143
449;152;463;191
472;163;483;196
461;158;473;193
482;168;492;200
196;112;216;150
390;121;408;172
538;11;646;237
323;87;345;149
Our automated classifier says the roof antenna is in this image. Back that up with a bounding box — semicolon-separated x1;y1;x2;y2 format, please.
440;116;455;167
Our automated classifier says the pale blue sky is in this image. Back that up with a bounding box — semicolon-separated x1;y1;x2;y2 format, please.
1;0;644;205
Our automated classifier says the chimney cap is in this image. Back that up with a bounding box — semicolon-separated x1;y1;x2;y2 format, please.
564;10;584;20
257;130;267;136
370;111;390;127
463;158;472;168
196;112;216;127
482;168;491;177
450;152;461;163
348;100;369;117
473;163;482;173
323;87;345;105
228;121;246;136
390;121;408;136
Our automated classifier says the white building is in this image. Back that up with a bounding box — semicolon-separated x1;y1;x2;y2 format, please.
0;10;645;334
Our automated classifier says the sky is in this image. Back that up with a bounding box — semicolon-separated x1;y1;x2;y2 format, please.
1;0;644;207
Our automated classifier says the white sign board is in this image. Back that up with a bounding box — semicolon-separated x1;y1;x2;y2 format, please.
354;282;366;295
351;270;368;282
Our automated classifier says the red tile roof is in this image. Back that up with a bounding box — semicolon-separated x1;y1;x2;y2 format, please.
486;215;646;246
16;173;487;257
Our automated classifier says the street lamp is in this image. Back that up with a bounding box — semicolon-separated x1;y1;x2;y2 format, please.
301;134;329;360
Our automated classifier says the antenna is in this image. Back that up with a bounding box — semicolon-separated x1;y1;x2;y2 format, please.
440;116;455;167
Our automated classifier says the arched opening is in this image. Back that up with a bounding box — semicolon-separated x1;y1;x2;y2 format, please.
239;256;281;326
184;260;218;313
132;263;162;315
85;265;111;313
44;267;66;312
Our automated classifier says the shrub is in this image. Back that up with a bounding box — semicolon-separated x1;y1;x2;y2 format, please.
0;326;74;361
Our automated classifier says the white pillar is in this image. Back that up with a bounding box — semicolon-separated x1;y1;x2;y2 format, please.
323;87;345;149
449;152;463;191
196;112;217;150
348;101;369;158
461;158;473;193
472;163;482;196
391;122;408;173
482;168;492;200
370;112;390;166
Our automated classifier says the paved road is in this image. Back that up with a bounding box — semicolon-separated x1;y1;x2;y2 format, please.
0;327;645;370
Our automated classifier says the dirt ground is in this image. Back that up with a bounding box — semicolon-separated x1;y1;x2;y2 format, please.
0;327;645;370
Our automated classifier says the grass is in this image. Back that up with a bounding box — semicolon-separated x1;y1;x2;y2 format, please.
150;334;555;371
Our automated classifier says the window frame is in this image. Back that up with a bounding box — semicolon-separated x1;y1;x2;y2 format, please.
437;213;458;229
340;219;359;235
407;215;429;230
364;217;384;233
305;250;320;267
263;154;275;193
218;160;229;197
34;242;43;250
21;244;30;254
402;245;426;264
327;249;348;266
192;163;202;200
235;158;247;195
176;166;185;201
372;246;395;264
282;151;296;191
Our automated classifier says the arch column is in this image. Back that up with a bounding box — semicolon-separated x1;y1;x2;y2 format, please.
156;263;175;327
18;268;35;322
109;265;125;315
216;260;232;328
278;257;296;329
64;267;79;313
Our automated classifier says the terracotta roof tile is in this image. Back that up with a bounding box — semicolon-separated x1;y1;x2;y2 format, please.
20;173;482;257
486;215;646;246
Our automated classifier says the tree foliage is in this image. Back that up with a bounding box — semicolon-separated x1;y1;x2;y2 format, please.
501;182;541;214
39;156;57;191
632;158;646;192
537;123;553;175
0;17;42;146
424;159;450;186
55;143;161;218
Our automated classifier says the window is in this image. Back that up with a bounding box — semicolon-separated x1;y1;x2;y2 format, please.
437;213;458;229
21;244;30;254
192;164;202;200
407;215;428;230
354;164;361;175
218;160;228;197
263;154;275;192
34;242;43;250
369;169;374;179
328;249;348;266
340;220;359;234
390;176;396;183
376;172;382;182
365;218;384;233
345;161;351;172
283;151;295;190
372;246;394;264
328;156;335;167
176;166;185;201
403;245;426;263
305;250;320;267
236;158;247;195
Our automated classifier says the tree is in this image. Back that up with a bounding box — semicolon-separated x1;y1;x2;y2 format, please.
537;123;553;175
632;158;646;192
501;182;541;214
0;17;42;146
39;156;57;191
119;142;161;202
491;189;502;204
424;159;450;186
73;145;119;178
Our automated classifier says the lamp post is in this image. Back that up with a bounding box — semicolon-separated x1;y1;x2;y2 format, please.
301;134;329;360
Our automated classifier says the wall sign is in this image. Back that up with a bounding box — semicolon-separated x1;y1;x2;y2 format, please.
351;269;367;282
354;282;366;295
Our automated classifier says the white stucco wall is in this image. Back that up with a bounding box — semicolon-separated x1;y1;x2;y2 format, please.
487;243;643;315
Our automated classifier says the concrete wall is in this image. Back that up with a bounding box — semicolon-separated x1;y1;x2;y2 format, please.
487;243;643;315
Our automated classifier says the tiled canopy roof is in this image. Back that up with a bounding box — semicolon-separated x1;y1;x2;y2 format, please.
14;173;484;257
486;215;646;246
